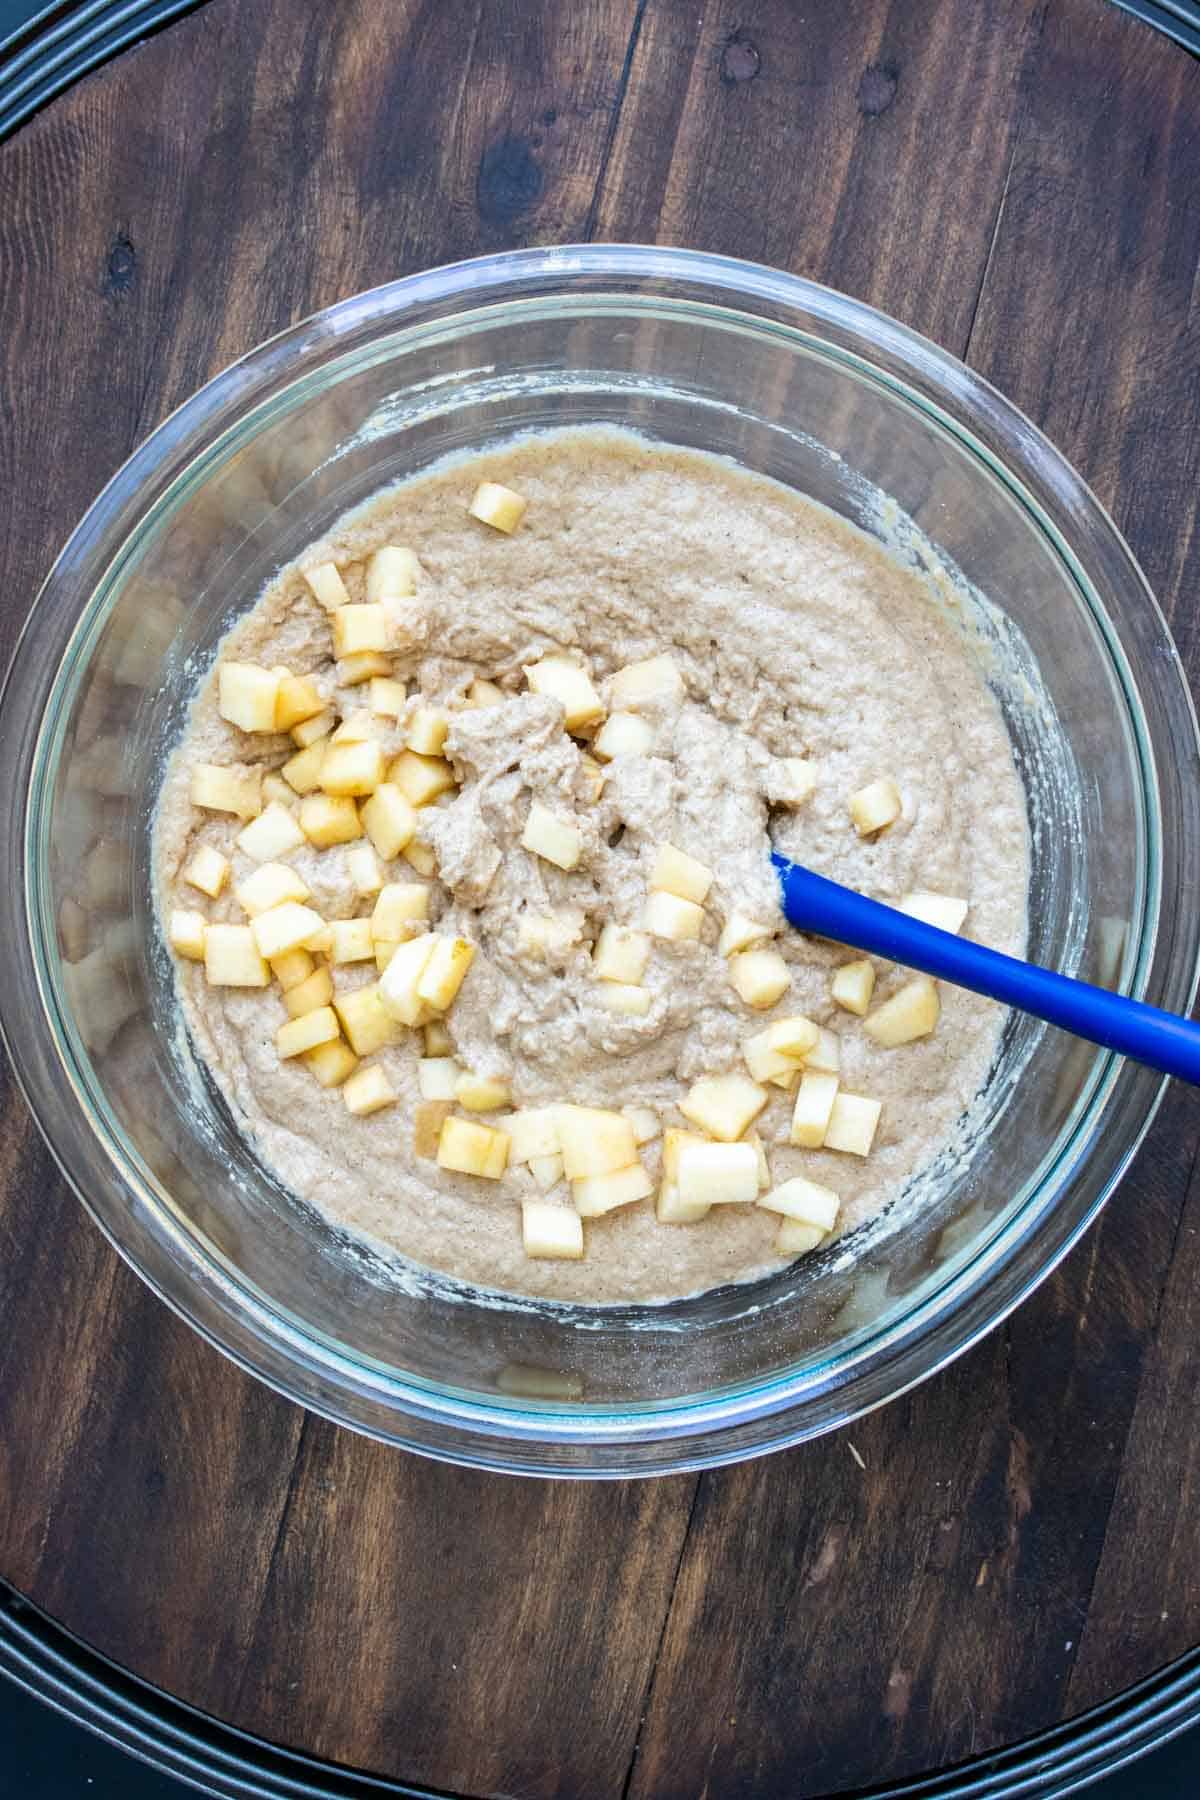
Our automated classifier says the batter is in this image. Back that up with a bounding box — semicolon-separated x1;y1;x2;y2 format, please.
156;429;1027;1303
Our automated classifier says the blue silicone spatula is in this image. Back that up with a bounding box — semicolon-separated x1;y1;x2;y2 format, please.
772;852;1200;1086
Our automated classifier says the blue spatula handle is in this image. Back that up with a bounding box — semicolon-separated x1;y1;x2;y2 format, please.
772;853;1200;1086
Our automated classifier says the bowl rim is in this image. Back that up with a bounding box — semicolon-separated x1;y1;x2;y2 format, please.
2;243;1197;1475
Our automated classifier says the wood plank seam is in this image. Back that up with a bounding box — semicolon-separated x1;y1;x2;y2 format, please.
618;1470;704;1800
228;1410;314;1719
583;0;649;242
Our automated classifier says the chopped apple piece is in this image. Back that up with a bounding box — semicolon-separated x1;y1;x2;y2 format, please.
806;1027;841;1075
573;1162;653;1217
291;708;336;748
609;653;685;711
191;763;262;820
593;713;653;761
378;932;437;1025
780;757;817;805
643;890;703;942
521;1200;583;1259
680;1072;768;1142
329;710;376;745
824;1092;882;1157
365;544;420;603
302;562;350;611
237;801;306;862
299;793;362;847
424;1019;453;1057
593;924;651;984
304;1039;358;1088
275;675;324;731
578;756;607;804
204;924;270;987
261;773;296;808
168;909;207;960
770;1017;822;1059
599;983;651;1017
457;1071;511;1112
319;740;385;797
333;983;402;1056
282;741;328;794
235;862;309;917
416;935;476;1009
407;706;450;756
418;1057;462;1101
790;1071;840;1148
468;481;527;534
283;966;334;1019
345;844;383;895
360;783;417;859
656;1181;711;1224
624;1107;660;1146
718;913;771;958
521;800;582;872
374;941;400;972
343;1065;396;1117
371;882;429;939
898;892;969;934
524;655;604;733
508;1109;561;1164
276;1005;340;1059
650;843;714;905
849;777;902;837
404;840;437;877
390;750;456;808
368;676;408;718
516;909;580;960
218;662;281;733
831;958;876;1016
337;651;391;686
759;1176;840;1233
413;1100;452;1158
746;1130;771;1191
332;604;389;658
467;678;506;708
251;902;327;960
729;948;790;1009
677;1141;759;1206
775;1220;827;1258
438;1115;510;1179
556;1106;638;1180
529;1153;564;1191
304;923;333;954
864;977;940;1047
184;844;230;899
743;1029;800;1085
269;946;314;992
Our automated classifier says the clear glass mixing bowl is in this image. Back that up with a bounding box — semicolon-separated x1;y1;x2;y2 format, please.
1;246;1196;1475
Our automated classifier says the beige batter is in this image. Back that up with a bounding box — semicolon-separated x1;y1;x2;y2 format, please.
156;429;1028;1304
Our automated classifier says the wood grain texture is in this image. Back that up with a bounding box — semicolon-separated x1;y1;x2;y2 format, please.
0;0;1199;1795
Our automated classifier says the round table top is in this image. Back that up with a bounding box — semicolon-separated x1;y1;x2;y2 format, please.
2;1;1200;1794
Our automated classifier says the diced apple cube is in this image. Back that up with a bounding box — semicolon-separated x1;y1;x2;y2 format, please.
579;755;607;804
573;1162;653;1217
679;1072;768;1142
466;678;506;708
168;909;207;960
414;1100;452;1158
237;801;307;862
291;708;336;748
390;750;456;808
729;948;790;1009
275;675;324;731
269;946;314;991
759;1176;840;1233
332;604;389;658
283;966;333;1019
849;777;902;837
468;481;527;534
529;1154;565;1191
457;1071;511;1111
593;923;651;984
368;676;408;718
790;1071;840;1147
806;1027;841;1074
521;1200;583;1259
650;843;713;905
371;882;429;939
346;845;383;896
191;763;262;820
304;1039;358;1088
624;1107;660;1145
593;713;654;761
320;740;385;797
235;862;309;917
524;655;605;733
743;1029;800;1085
276;1005;340;1059
218;662;281;733
333;983;402;1056
204;924;270;987
598;983;651;1017
556;1106;638;1180
898;892;969;934
418;1057;461;1101
328;919;374;965
717;913;771;958
642;890;704;942
775;1220;826;1258
831;958;876;1016
746;1130;771;1191
407;706;450;756
508;1108;560;1164
302;562;350;611
864;977;940;1047
252;902;327;960
780;757;817;806
360;783;417;860
337;652;392;686
183;844;229;899
423;1020;453;1056
416;935;476;1009
516;910;579;960
520;800;582;872
677;1141;759;1206
329;710;376;744
378;932;437;1025
365;544;420;602
438;1115;510;1179
609;653;685;711
656;1182;712;1224
304;923;333;954
343;1065;396;1117
824;1092;882;1157
261;773;296;809
404;840;437;877
299;793;362;847
282;742;328;794
769;1017;821;1059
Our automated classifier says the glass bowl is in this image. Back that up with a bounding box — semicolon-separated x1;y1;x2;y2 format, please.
1;246;1196;1477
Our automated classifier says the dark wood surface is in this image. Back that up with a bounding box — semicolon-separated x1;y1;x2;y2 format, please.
1;2;1198;1794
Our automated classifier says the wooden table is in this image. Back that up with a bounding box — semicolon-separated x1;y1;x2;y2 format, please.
1;2;1199;1794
